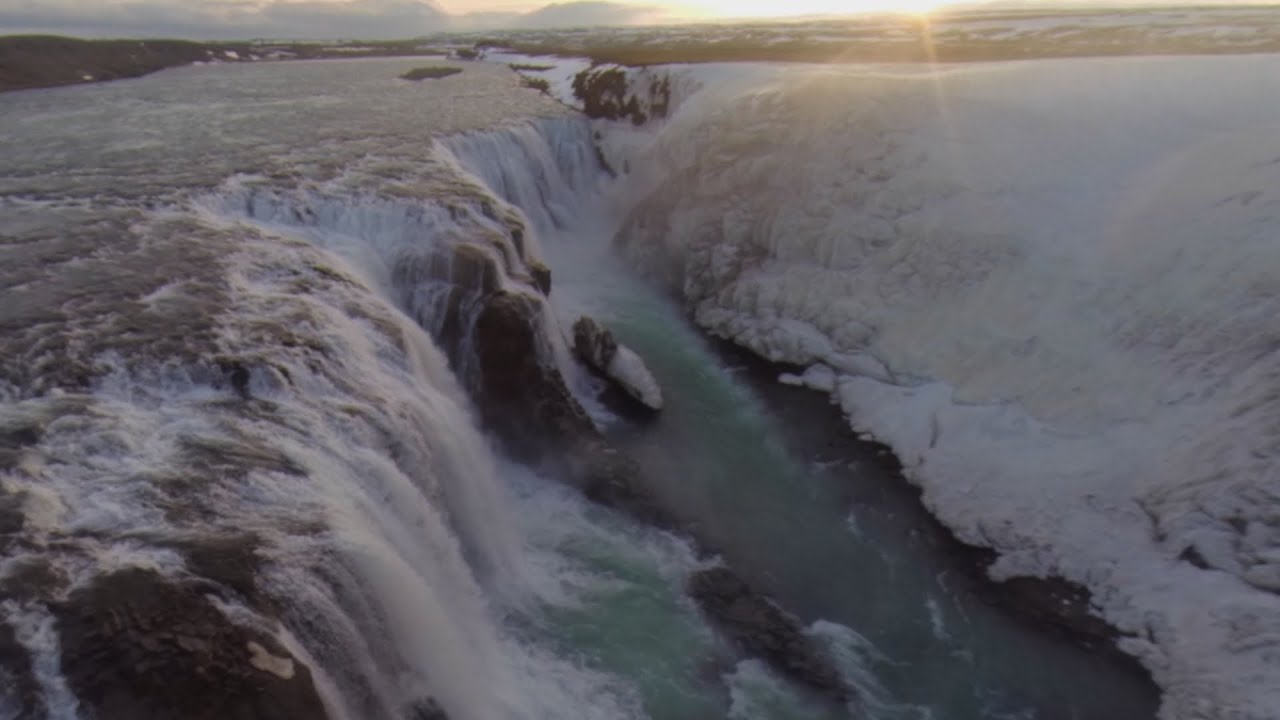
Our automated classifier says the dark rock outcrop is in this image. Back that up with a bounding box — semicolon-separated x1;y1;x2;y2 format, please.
566;440;669;527
54;568;328;720
449;243;503;295
572;66;671;126
392;235;665;526
472;291;598;461
528;259;552;296
572;316;663;412
956;544;1129;654
467;294;669;526
573;316;620;369
688;567;847;703
399;67;462;82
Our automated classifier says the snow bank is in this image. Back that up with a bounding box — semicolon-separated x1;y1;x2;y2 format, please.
613;54;1280;720
606;345;664;410
491;52;708;126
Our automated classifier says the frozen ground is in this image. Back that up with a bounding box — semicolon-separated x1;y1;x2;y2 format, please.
606;53;1280;720
471;5;1280;63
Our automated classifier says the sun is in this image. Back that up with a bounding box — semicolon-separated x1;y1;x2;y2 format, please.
671;0;940;19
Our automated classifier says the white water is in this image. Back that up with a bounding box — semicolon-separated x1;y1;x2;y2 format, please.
0;60;697;720
190;140;694;719
0;49;1230;720
0;215;652;719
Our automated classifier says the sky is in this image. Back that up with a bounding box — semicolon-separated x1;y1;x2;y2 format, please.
435;0;863;15
0;0;908;39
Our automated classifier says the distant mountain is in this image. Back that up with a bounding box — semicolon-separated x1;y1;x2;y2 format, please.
0;0;678;39
510;2;673;28
0;0;451;40
449;2;678;32
256;0;450;39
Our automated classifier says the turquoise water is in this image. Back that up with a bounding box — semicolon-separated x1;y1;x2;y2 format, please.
0;58;1159;720
524;220;1159;720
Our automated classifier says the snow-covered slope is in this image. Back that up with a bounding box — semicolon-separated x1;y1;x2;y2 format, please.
612;55;1280;720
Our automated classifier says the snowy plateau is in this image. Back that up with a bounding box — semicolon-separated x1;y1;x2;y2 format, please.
508;49;1280;720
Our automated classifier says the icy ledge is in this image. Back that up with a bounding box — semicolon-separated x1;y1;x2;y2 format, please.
573;316;664;411
612;54;1280;720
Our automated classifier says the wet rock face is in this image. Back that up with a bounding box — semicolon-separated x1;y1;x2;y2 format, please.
54;568;329;720
528;260;552;296
449;243;503;295
469;295;672;526
473;291;598;461
394;235;666;526
688;567;847;703
573;316;620;370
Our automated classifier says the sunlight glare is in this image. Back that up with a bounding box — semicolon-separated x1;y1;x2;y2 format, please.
673;0;939;19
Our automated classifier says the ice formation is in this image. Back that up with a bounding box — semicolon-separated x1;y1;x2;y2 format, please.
610;54;1280;720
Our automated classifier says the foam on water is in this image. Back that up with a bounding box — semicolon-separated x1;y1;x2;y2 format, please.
0;178;674;720
0;56;717;720
5;605;78;720
725;660;832;720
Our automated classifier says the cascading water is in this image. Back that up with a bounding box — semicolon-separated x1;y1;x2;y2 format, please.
0;59;705;720
1;50;1218;720
435;106;1155;720
190;143;708;720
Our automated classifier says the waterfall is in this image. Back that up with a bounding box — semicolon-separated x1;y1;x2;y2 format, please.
437;117;604;235
0;110;649;720
2;49;1210;720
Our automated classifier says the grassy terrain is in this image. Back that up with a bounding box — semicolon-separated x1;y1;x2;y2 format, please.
0;36;234;92
481;7;1280;66
520;76;551;93
400;66;463;81
8;6;1280;94
0;35;448;93
498;32;1280;67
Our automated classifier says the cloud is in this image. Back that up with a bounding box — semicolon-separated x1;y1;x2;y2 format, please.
0;0;676;39
513;1;669;28
0;0;452;40
258;0;449;37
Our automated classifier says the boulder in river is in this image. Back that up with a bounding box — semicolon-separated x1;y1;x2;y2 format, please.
688;566;848;704
572;316;664;412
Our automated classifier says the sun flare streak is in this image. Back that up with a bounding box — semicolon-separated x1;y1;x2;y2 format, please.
673;0;940;19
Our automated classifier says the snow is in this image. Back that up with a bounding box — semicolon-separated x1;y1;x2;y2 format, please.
487;52;709;125
606;345;664;410
612;53;1280;720
490;52;593;111
778;364;836;393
